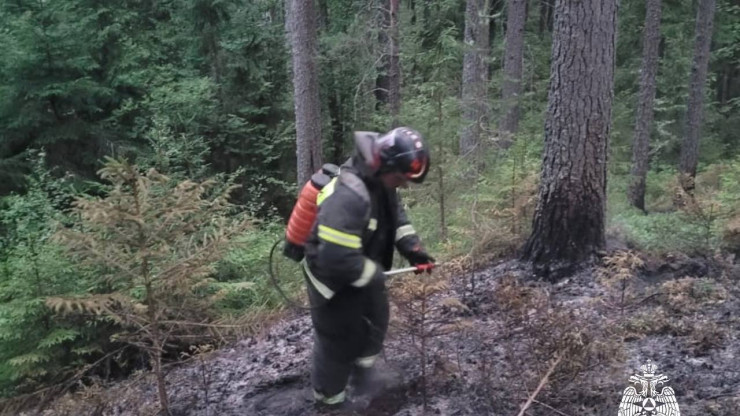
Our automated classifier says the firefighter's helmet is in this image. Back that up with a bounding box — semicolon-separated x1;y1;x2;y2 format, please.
376;127;430;183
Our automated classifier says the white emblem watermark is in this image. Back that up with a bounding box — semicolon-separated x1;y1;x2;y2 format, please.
618;360;680;416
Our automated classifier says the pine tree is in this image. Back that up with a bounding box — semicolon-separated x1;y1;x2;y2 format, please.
522;0;619;280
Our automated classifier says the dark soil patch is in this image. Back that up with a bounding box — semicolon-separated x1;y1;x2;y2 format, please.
18;254;740;416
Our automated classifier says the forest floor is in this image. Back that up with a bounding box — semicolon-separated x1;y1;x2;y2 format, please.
18;250;740;415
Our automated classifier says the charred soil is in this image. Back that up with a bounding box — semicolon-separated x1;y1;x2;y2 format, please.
16;252;740;415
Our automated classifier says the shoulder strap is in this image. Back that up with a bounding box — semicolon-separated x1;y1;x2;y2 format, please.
338;170;370;204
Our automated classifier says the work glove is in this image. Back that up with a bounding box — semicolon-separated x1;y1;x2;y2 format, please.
406;244;435;274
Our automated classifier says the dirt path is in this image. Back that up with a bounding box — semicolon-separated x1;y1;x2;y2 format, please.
25;255;740;415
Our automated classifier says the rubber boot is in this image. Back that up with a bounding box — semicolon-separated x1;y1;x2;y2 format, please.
349;362;402;399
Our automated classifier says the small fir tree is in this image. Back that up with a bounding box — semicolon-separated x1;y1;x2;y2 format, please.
51;158;250;415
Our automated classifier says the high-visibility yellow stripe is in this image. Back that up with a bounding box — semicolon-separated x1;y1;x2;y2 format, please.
368;218;377;231
395;224;416;242
302;260;334;300
316;178;338;206
318;225;362;249
352;259;377;287
355;354;378;368
314;389;346;404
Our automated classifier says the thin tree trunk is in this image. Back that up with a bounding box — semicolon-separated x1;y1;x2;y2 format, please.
628;0;662;211
500;0;527;146
437;92;448;242
716;63;729;107
329;86;345;164
679;0;717;193
538;0;553;37
151;338;170;415
522;0;618;281
287;0;323;186
317;0;343;163
460;0;491;164
376;0;390;107
388;0;401;126
317;0;328;29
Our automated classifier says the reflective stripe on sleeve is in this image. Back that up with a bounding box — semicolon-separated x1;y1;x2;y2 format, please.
351;259;377;287
302;260;335;300
318;225;362;249
395;224;416;242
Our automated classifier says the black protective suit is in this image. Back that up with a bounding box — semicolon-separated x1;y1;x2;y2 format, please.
302;135;426;402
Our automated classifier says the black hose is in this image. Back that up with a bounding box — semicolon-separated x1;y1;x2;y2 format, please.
270;240;385;344
268;239;314;311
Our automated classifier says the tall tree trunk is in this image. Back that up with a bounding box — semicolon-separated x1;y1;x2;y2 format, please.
388;0;401;126
628;0;662;211
460;0;491;164
679;0;717;193
287;0;323;186
522;0;618;281
500;0;527;147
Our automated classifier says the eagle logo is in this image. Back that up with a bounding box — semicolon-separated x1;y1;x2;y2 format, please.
618;360;680;416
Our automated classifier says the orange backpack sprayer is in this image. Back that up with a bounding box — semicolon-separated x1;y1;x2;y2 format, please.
282;163;340;262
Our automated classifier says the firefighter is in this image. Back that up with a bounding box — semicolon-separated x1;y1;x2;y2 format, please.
302;127;435;410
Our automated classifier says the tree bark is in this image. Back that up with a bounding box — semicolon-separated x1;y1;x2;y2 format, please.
287;0;323;186
521;0;618;280
500;0;527;146
679;0;716;193
628;0;662;211
460;0;491;163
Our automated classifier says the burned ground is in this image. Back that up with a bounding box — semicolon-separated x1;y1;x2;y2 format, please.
17;253;740;416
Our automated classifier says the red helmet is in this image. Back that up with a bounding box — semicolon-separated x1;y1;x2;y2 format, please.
376;127;430;183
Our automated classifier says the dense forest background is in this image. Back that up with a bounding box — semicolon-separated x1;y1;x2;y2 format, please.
1;0;739;406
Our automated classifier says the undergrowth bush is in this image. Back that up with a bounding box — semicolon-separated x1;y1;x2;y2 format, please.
611;210;721;254
717;158;740;254
608;164;740;255
0;155;101;397
214;222;296;313
400;136;540;266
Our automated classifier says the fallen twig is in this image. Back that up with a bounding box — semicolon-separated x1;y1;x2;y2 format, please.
515;353;563;416
533;399;574;416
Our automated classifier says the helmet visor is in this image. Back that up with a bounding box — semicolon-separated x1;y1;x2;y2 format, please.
405;154;428;183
